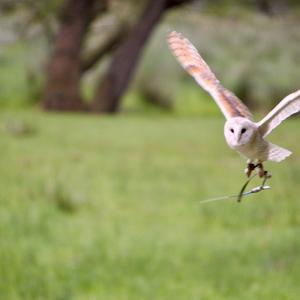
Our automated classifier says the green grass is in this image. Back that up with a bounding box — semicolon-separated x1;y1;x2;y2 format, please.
0;41;44;108
1;109;300;299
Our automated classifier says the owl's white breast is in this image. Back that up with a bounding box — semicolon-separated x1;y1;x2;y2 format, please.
228;133;269;161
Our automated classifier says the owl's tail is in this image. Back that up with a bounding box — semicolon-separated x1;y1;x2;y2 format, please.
267;142;292;162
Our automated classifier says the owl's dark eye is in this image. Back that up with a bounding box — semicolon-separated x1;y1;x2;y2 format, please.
230;128;234;133
241;128;247;134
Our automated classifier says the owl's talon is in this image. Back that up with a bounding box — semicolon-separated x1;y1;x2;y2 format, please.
256;163;265;178
258;169;265;178
260;170;271;188
238;169;272;202
245;163;256;177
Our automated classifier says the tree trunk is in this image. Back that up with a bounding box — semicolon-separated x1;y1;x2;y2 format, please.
91;0;169;113
41;0;102;111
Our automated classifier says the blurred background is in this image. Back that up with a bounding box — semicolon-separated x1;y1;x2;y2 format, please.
1;0;300;299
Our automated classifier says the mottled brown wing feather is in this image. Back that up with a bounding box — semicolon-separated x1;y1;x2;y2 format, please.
167;31;252;120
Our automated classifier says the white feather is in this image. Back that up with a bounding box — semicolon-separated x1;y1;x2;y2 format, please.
257;89;300;137
267;142;292;162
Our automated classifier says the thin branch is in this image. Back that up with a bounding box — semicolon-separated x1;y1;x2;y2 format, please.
80;24;128;74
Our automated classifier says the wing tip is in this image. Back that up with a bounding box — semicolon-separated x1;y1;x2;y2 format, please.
167;31;185;47
167;30;181;39
268;143;292;162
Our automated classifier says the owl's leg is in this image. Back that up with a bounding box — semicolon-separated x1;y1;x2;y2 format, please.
257;162;272;188
256;162;265;178
238;161;272;202
244;160;256;177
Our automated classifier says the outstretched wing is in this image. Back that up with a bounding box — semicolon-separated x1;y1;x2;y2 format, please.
167;31;252;120
257;89;300;137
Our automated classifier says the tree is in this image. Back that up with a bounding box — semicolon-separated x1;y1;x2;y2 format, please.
255;0;287;15
41;0;107;111
91;0;192;113
80;22;128;74
39;0;191;113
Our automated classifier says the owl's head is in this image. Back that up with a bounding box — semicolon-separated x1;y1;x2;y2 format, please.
224;117;257;148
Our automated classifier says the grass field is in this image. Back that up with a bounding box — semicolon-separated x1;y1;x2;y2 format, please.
1;109;300;299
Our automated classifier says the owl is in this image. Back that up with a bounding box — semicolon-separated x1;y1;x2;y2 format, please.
167;31;300;181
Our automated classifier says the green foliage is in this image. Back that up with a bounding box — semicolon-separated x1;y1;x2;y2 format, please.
1;110;300;299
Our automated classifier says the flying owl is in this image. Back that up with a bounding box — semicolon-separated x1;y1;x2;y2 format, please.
167;31;300;183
